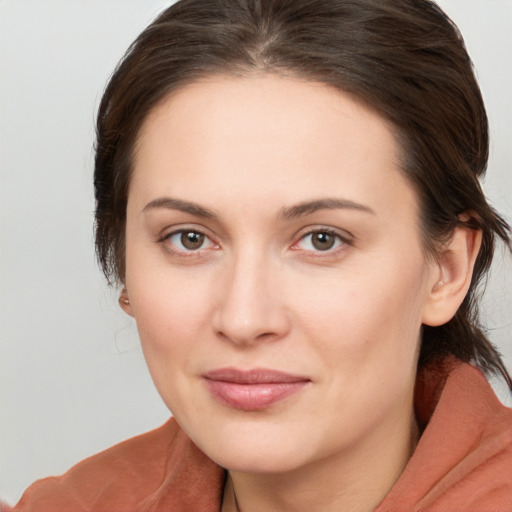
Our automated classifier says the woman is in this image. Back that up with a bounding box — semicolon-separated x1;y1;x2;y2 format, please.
5;0;512;510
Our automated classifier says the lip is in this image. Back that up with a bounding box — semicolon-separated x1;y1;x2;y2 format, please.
202;368;310;411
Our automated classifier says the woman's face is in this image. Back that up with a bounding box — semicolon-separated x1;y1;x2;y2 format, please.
123;75;438;473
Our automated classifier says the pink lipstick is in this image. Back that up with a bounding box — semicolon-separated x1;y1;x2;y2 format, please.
202;368;310;411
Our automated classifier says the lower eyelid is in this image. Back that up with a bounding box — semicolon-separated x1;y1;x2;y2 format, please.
158;226;351;256
294;230;351;250
159;228;217;252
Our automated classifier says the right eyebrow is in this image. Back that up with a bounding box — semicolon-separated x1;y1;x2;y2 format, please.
142;197;216;219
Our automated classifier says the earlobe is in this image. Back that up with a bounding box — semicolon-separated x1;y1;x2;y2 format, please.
119;288;134;317
422;226;482;327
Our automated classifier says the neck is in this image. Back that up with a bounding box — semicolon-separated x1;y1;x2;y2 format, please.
222;412;419;512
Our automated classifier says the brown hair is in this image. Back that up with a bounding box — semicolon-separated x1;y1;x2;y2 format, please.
94;0;511;382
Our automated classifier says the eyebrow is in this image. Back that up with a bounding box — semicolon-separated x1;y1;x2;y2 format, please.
142;197;216;218
280;198;375;219
142;196;375;219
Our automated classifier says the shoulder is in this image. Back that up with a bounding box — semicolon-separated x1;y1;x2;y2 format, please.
9;419;186;512
379;359;512;511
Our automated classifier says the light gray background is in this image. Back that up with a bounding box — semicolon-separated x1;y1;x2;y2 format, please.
1;0;511;505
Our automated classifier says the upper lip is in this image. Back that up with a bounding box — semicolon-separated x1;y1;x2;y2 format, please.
202;367;310;384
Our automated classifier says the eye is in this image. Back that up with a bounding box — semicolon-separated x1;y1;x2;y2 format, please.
165;229;216;252
295;230;347;252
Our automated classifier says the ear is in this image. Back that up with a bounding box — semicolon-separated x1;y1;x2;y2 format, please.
118;288;134;317
422;225;482;327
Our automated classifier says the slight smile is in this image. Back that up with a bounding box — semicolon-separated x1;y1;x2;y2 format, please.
202;368;311;411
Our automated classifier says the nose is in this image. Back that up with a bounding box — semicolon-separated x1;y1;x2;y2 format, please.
212;252;290;346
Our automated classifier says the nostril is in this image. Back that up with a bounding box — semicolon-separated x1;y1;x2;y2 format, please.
256;332;276;340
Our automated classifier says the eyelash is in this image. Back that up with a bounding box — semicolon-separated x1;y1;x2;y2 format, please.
291;228;352;255
158;227;352;257
159;227;218;255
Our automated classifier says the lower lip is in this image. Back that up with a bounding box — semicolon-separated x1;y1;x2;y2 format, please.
204;379;308;411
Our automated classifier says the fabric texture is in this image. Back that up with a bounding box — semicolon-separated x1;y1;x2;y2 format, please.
3;358;512;512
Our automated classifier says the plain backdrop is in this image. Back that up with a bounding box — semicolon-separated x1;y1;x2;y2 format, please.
1;0;511;505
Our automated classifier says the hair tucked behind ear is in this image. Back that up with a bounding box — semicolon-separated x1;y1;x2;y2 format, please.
94;0;511;385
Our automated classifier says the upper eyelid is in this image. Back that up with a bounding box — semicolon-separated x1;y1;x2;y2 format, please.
159;225;215;242
294;225;354;242
290;227;354;255
157;224;353;251
159;228;219;257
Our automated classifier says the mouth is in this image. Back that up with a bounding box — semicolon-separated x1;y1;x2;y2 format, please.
202;368;311;411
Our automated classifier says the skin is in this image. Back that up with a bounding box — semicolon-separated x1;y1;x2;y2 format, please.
121;75;481;512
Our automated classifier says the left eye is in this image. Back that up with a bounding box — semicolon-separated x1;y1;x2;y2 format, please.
166;230;215;251
296;231;345;252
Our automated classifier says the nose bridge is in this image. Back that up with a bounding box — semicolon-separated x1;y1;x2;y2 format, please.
213;245;288;345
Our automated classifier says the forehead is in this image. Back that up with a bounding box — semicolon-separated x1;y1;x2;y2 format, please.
131;74;417;221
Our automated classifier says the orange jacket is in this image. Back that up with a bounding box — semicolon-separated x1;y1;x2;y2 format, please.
4;359;512;512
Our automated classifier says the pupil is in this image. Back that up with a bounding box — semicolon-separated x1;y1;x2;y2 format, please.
312;232;335;250
181;231;204;250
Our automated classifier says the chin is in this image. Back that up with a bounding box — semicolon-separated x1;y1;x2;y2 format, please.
189;420;314;474
212;444;309;474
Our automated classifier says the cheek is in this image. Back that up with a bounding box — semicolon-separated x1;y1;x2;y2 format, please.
294;253;429;366
126;265;216;379
126;277;214;419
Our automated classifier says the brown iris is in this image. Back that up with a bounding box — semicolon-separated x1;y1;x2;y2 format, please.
181;231;205;250
311;232;336;251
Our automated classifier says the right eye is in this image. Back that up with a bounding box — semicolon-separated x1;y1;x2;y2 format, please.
163;229;216;253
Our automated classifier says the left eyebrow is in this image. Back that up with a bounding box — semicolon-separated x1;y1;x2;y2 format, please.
280;198;376;220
